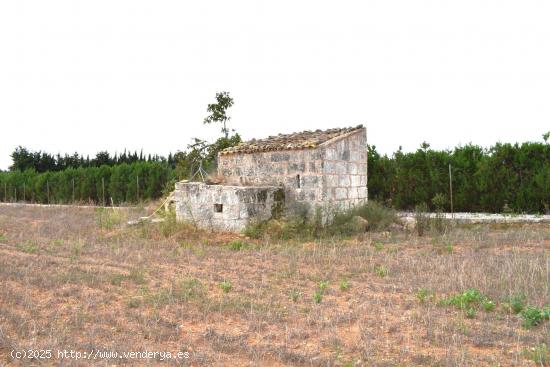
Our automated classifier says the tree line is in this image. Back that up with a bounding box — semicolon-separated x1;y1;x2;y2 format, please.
368;140;550;214
9;146;177;173
0;161;175;205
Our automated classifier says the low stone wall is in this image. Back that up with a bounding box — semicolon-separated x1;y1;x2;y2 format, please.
174;182;284;232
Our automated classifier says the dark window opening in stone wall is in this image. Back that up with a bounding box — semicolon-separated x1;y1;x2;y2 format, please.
296;175;301;188
214;204;223;213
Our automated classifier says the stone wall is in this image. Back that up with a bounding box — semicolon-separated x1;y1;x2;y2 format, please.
320;128;368;213
217;145;324;209
217;128;367;218
174;182;284;232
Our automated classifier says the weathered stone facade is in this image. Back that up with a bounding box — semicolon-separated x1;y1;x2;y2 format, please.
175;126;367;231
174;182;284;232
217;127;367;217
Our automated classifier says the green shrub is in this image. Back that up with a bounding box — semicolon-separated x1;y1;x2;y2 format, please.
346;201;398;231
441;289;497;318
482;299;496;312
505;293;527;314
442;289;484;310
520;306;550;328
244;201;397;240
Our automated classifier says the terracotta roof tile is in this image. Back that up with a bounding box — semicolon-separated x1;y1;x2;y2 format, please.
220;125;364;155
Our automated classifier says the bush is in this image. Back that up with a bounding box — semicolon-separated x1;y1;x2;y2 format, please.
440;289;496;318
521;306;550;328
244;201;398;240
505;293;527;314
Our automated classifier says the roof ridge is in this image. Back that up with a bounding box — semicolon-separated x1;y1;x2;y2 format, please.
219;125;364;155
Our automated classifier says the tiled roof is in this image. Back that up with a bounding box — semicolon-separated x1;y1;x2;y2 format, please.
219;125;364;155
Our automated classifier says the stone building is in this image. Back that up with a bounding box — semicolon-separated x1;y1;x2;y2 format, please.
175;125;367;231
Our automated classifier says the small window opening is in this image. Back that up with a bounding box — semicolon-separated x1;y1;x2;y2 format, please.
214;203;223;213
296;174;301;188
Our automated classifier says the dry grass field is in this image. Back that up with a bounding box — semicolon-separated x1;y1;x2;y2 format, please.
0;205;548;366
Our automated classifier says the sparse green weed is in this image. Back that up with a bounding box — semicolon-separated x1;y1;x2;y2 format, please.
373;241;384;251
465;307;476;319
313;291;323;304
96;208;126;229
16;241;38;254
374;265;388;277
416;288;433;304
226;240;253;251
522;343;549;365
318;280;329;292
339;280;351;291
289;289;301;302
219;280;232;293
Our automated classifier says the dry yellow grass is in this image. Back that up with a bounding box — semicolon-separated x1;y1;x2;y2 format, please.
0;205;548;366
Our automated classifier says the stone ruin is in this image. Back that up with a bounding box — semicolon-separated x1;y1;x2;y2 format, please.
174;125;368;231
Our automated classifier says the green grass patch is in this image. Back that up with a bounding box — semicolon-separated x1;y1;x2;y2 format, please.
16;241;38;254
226;240;254;251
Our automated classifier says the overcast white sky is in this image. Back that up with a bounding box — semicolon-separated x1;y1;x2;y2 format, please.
1;0;549;170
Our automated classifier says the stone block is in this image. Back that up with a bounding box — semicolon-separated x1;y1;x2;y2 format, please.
335;162;347;175
324;161;337;174
325;148;338;160
335;188;348;200
338;175;350;187
326;174;339;188
350;175;362;187
271;152;290;162
302;175;320;187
